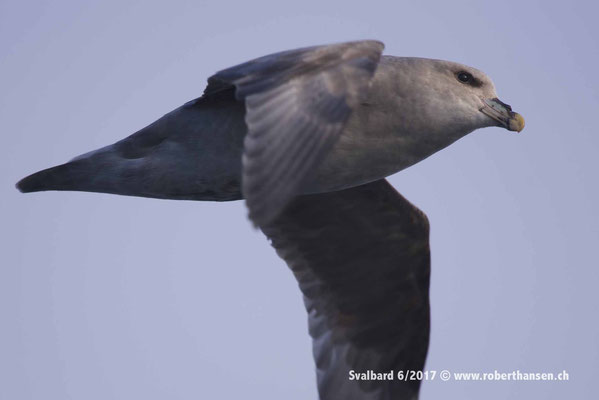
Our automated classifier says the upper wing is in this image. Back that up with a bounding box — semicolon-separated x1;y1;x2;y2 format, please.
261;179;431;400
205;40;385;226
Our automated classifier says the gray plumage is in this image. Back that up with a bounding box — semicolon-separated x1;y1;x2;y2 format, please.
16;40;524;400
263;179;430;400
211;40;383;225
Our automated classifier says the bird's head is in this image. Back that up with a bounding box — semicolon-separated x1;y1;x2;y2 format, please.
388;57;525;141
440;60;524;133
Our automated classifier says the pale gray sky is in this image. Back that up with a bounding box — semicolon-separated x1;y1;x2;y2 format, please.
1;0;597;399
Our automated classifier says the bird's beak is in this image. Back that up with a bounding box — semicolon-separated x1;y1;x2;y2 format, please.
480;97;525;132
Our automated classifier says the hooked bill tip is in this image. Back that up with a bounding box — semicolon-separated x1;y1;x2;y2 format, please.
509;113;525;132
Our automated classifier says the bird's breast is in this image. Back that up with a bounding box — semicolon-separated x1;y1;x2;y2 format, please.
306;107;416;193
306;102;462;194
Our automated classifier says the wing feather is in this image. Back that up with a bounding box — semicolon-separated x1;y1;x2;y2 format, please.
206;40;385;226
261;179;431;400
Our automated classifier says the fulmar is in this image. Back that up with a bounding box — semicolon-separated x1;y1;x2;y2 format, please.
16;40;524;400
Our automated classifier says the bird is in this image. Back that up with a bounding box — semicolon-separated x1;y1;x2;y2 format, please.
16;40;524;399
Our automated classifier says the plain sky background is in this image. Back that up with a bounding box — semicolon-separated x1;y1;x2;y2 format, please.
1;0;598;399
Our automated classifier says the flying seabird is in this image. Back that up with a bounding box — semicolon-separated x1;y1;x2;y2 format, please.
16;40;524;400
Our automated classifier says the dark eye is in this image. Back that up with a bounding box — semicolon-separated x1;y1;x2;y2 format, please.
457;71;472;83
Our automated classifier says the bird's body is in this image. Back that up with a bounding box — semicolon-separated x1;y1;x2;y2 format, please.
16;40;524;400
17;55;513;201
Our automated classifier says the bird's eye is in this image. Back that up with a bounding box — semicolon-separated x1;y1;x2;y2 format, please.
457;71;472;83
